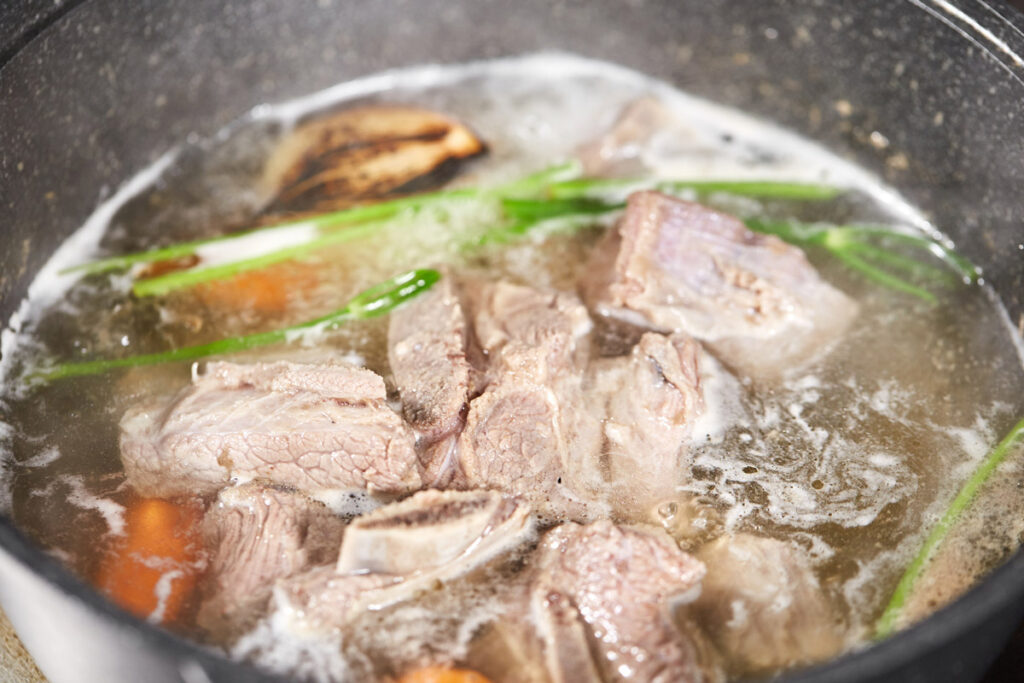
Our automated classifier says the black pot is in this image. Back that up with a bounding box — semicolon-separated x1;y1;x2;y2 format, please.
2;1;1023;681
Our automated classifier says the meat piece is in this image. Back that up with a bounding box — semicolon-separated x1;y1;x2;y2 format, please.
120;361;420;498
270;565;403;635
270;490;534;633
457;282;606;520
197;483;346;642
588;332;703;519
582;191;858;380
692;534;844;675
466;279;592;373
203;360;387;397
464;619;552;683
388;269;477;487
530;589;604;683
530;521;709;683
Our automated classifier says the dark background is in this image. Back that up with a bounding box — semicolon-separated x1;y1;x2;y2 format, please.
1;0;1024;682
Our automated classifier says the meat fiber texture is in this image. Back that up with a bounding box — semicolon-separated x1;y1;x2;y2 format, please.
268;489;534;634
456;280;607;521
387;275;707;525
388;268;479;488
529;520;710;683
692;534;845;676
582;191;858;381
586;331;704;519
119;360;420;498
198;482;346;642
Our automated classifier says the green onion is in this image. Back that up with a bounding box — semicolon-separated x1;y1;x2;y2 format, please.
746;219;979;303
478;211;616;247
500;197;624;223
61;163;586;280
485;198;977;303
62;165;834;285
547;178;842;202
61;192;473;277
131;218;390;297
493;160;584;198
61;163;977;304
32;269;440;381
875;417;1024;639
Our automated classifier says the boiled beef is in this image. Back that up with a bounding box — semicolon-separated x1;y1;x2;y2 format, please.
388;269;478;487
457;281;605;520
692;533;844;675
582;191;858;380
587;331;703;519
269;489;534;633
529;520;710;683
120;361;420;498
197;482;346;642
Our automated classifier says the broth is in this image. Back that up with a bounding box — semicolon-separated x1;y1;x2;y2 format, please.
2;54;1023;681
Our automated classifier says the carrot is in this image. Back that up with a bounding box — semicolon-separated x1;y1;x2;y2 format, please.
396;667;494;683
95;498;203;624
195;262;319;314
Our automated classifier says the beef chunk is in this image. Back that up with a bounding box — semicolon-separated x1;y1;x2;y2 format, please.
120;361;420;498
197;483;346;642
692;534;844;675
530;588;605;683
582;191;858;380
530;521;709;683
457;281;605;519
588;332;703;519
269;565;402;635
388;269;477;487
465;279;592;374
269;490;534;633
464;619;552;683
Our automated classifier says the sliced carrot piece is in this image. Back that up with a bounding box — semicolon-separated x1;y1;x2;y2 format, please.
396;666;494;683
94;498;202;624
195;262;319;314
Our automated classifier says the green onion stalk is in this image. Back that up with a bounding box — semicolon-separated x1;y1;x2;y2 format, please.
33;269;440;382
62;164;977;304
875;417;1024;638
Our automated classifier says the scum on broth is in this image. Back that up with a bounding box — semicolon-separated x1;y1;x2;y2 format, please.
1;53;1023;666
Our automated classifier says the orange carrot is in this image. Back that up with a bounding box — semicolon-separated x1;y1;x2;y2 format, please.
396;667;494;683
195;262;319;314
95;498;203;624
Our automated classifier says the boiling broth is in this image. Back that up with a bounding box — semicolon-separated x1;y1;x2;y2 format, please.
2;53;1023;679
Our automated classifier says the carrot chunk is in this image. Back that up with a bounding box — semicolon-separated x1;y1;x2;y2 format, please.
95;498;202;624
396;667;493;683
195;263;318;314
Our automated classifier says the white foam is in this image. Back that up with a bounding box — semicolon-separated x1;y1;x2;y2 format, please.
147;568;185;624
686;372;921;531
311;489;385;518
18;445;61;469
61;475;127;537
689;351;748;446
233;600;356;683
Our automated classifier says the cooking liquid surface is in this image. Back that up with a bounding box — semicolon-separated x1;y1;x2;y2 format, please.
1;54;1024;679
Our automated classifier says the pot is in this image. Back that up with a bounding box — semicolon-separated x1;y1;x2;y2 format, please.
1;1;1023;681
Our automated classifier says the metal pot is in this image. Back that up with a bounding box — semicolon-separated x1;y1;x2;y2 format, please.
1;1;1023;681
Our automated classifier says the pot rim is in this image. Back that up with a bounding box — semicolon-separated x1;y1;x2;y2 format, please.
2;0;1024;681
